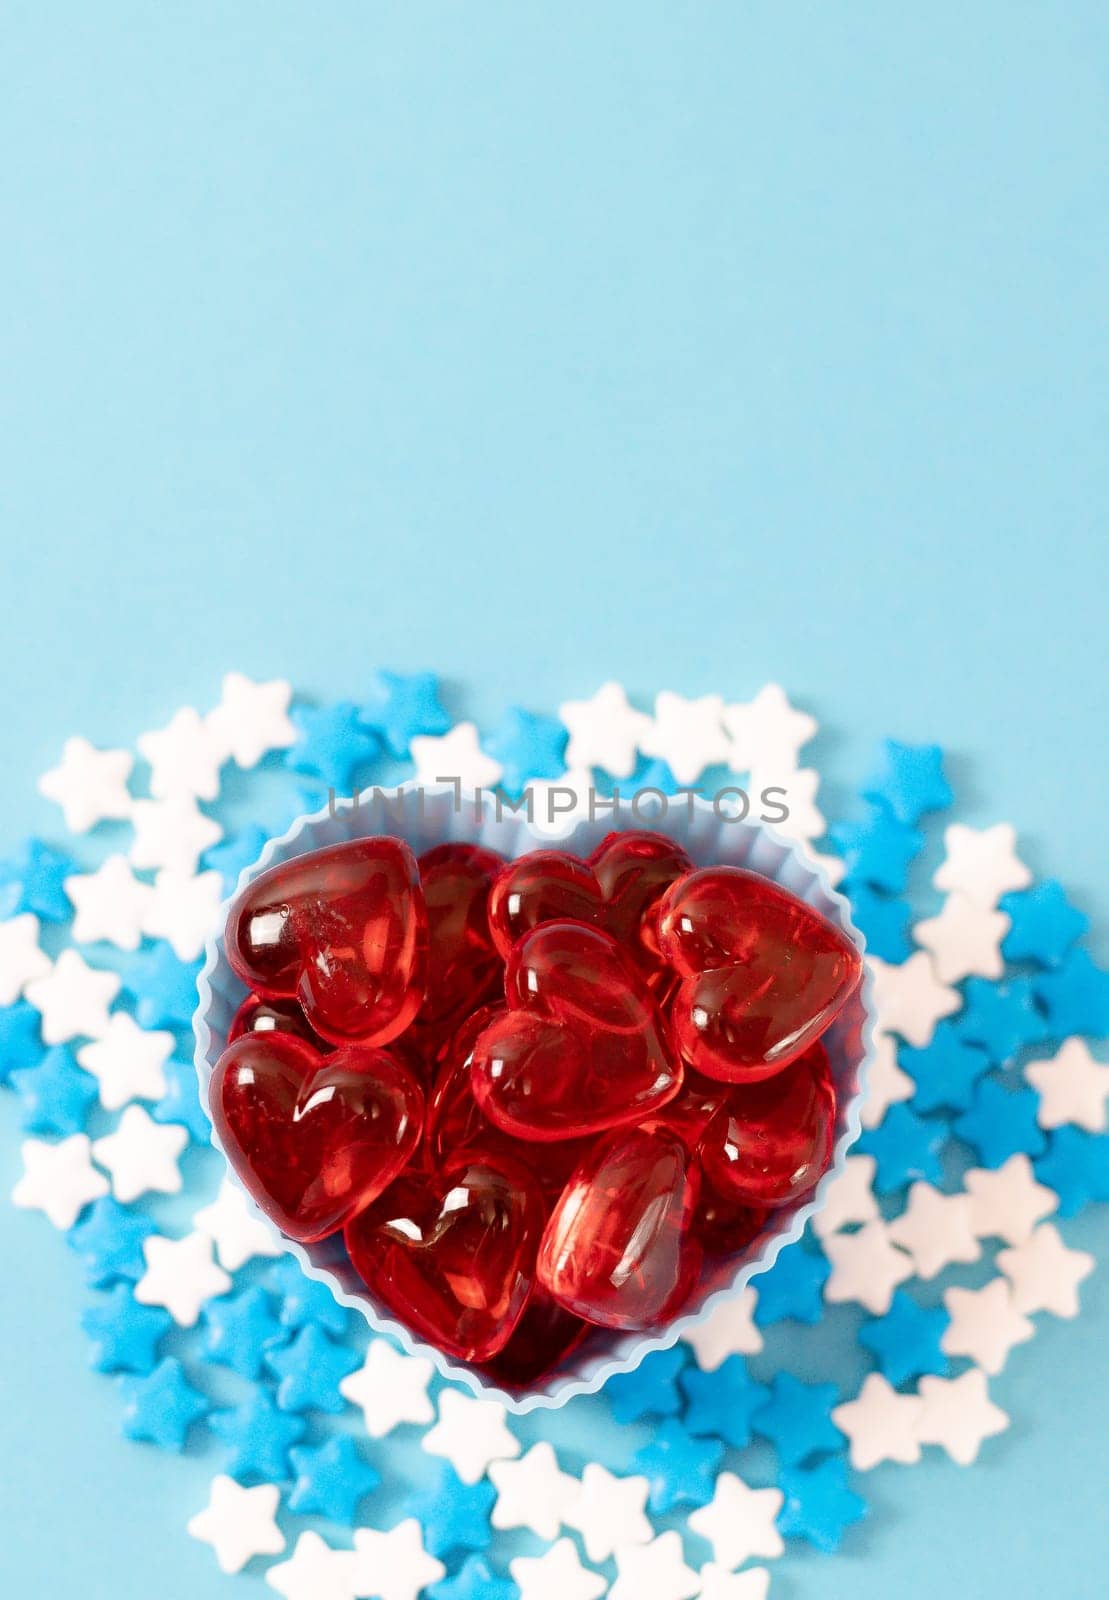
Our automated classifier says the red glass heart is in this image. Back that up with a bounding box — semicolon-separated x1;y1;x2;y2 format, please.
210;1032;424;1243
228;994;330;1051
470;922;682;1142
656;867;862;1082
345;1155;546;1362
537;1126;703;1330
693;1184;769;1254
415;843;505;1033
700;1040;836;1207
226;837;428;1046
478;1289;590;1388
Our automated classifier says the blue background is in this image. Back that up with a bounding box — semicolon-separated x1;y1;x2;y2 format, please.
1;4;1107;1596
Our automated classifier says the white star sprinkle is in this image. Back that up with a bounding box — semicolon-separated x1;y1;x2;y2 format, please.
141;868;224;960
11;1134;109;1228
559;682;652;779
421;1390;519;1485
722;683;818;774
92;1105;188;1202
997;1223;1095;1318
206;672;297;769
564;1464;652;1563
941;1279;1035;1375
134;1230;231;1326
688;1473;784;1570
129;794;222;875
63;855;154;951
933;822;1032;910
823;1219;915;1314
912;895;1009;984
697;1566;771;1600
887;1183;981;1279
858;1031;916;1130
752;767;825;843
138;706;226;803
916;1369;1009;1465
194;1177;283;1271
349;1519;445;1600
338;1341;435;1438
812;1154;880;1237
510;1538;607;1600
1025;1038;1109;1133
832;1373;924;1470
489;1441;577;1539
188;1475;285;1575
76;1012;173;1111
868;953;961;1048
266;1532;356;1600
682;1284;763;1369
0;914;52;1004
38;736;134;832
639;691;731;786
25;949;120;1044
525;768;596;838
410;722;503;791
609;1531;700;1600
964;1155;1059;1245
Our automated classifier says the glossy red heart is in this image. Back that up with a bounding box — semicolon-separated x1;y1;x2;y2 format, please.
414;842;505;1035
345;1155;546;1362
693;1186;770;1255
478;1288;590;1388
537;1126;703;1330
228;993;331;1051
487;830;693;968
656;867;862;1082
210;1032;424;1243
226;837;428;1046
470;922;682;1142
700;1040;836;1207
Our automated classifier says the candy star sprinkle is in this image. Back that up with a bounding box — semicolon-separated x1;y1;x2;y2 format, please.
349;1519;445;1600
525;769;596;838
915;1369;1009;1465
812;1154;880;1236
338;1339;435;1438
831;1373;924;1470
139;706;227;803
752;767;824;843
0;913;52;1004
409;722;503;791
76;1012;173;1111
12;1133;109;1228
722;683;817;773
188;1475;286;1574
564;1463;653;1563
25;950;120;1045
509;1537;607;1600
868;953;961;1048
63;855;153;951
422;1390;519;1485
559;681;652;779
697;1565;772;1600
933;822;1032;910
997;1223;1095;1317
639;691;731;786
1025;1038;1109;1132
489;1441;578;1539
266;1532;357;1600
194;1176;282;1270
206;672;297;768
912;895;1009;984
135;1230;232;1326
92;1105;188;1202
38;736;134;832
823;1219;915;1314
682;1284;763;1369
141;868;224;961
858;1032;916;1131
609;1531;700;1600
941;1279;1035;1375
887;1183;981;1279
129;794;222;876
688;1472;784;1569
964;1154;1059;1245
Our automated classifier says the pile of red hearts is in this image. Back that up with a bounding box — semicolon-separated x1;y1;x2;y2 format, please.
209;831;863;1387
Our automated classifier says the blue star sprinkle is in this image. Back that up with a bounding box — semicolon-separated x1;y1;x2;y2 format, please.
120;943;201;1030
405;1462;497;1557
857;1103;946;1193
268;1255;353;1338
679;1356;770;1450
360;670;452;759
777;1459;868;1552
427;1556;516;1600
827;803;924;894
0;838;76;922
202;825;269;891
210;1389;306;1481
485;708;568;796
0;1001;44;1085
955;1078;1047;1167
201;1285;287;1380
845;885;914;963
957;976;1048;1065
1000;880;1089;969
862;740;952;825
899;1022;991;1114
10;1044;98;1135
858;1292;950;1386
1035;1128;1109;1217
630;1417;725;1512
604;1344;687;1424
286;702;382;791
753;1243;832;1326
264;1324;361;1414
118;1358;209;1452
67;1197;156;1288
1033;948;1109;1037
753;1374;844;1467
152;1054;211;1145
287;1436;382;1524
81;1284;172;1375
